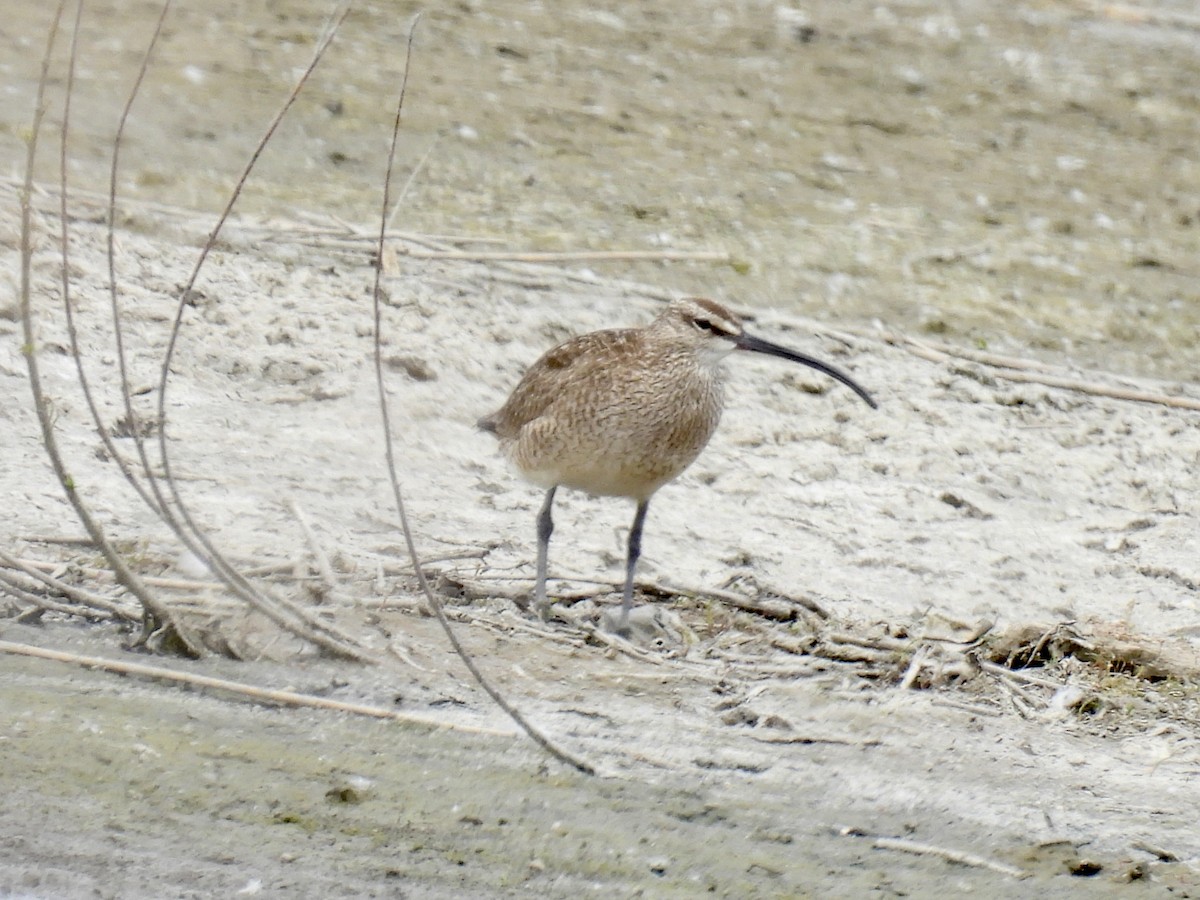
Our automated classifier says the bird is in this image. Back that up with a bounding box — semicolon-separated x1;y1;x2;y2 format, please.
478;296;877;634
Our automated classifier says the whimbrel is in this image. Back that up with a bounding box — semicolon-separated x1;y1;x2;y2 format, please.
479;297;876;633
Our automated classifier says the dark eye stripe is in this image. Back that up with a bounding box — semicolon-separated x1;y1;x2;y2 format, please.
693;318;715;332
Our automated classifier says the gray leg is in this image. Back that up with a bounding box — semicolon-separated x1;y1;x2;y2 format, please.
614;499;650;634
533;486;557;618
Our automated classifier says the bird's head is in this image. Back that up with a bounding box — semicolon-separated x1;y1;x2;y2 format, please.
653;297;877;409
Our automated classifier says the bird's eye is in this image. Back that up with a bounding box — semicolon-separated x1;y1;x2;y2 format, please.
692;318;715;332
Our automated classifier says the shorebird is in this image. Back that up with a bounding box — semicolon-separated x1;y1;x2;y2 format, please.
478;297;876;633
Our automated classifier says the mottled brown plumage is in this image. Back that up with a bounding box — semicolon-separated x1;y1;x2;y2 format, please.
480;299;731;501
480;297;876;633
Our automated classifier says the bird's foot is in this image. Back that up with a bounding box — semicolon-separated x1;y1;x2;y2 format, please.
599;605;672;642
531;598;585;629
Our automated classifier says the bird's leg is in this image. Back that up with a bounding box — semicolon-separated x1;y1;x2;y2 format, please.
613;499;650;634
533;486;557;618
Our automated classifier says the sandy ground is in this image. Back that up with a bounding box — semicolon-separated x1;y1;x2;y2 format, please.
2;1;1200;898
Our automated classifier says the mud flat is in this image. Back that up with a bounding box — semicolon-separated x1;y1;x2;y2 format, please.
2;1;1199;897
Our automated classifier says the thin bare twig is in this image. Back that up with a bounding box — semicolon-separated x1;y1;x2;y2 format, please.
751;733;879;747
20;0;202;655
370;15;597;776
288;498;339;595
399;248;731;264
385;133;441;232
1131;839;1179;862
15;535;97;546
25;0;358;658
870;835;1028;879
0;570;111;620
655;579;820;621
898;644;931;690
825;631;911;653
931;697;1003;717
576;622;668;666
979;659;1065;691
100;0;373;661
887;332;1200;411
93;0;174;526
0;549;138;620
0;639;515;738
12;556;221;592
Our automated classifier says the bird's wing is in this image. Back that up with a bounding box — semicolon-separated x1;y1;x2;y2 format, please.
483;328;640;439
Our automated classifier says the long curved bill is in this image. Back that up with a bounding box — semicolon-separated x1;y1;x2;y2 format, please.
735;333;878;409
